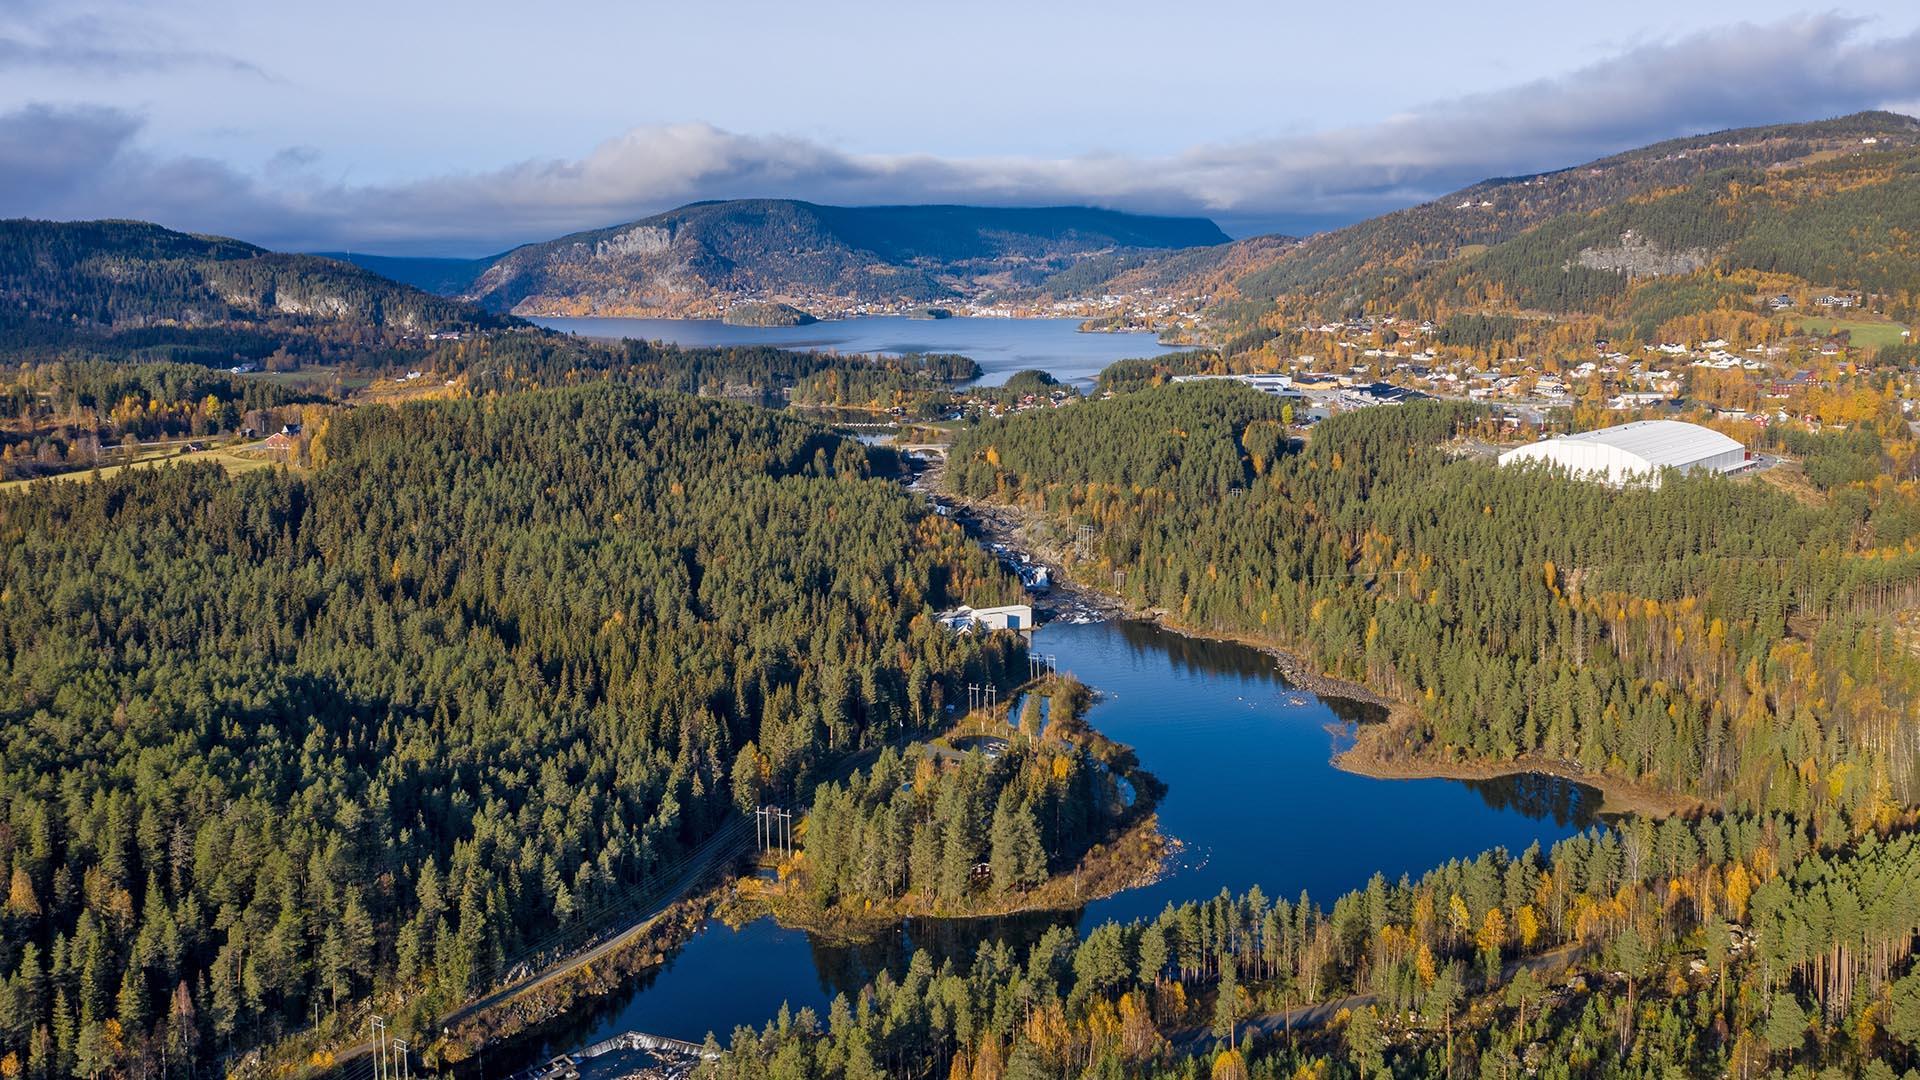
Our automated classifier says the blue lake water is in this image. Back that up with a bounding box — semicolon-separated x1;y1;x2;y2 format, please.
460;619;1595;1077
528;315;1189;386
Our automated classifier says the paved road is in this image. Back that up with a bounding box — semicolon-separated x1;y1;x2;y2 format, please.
316;723;973;1078
322;816;752;1077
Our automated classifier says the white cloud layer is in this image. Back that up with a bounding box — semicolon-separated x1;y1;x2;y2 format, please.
3;14;1918;252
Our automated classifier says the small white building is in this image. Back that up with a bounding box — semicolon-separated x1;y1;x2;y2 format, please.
1497;420;1749;488
936;604;1035;633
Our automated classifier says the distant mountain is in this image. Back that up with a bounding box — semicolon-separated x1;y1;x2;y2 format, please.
1202;110;1920;349
0;219;516;372
314;251;499;296
1035;233;1298;302
456;200;1233;316
0;219;505;334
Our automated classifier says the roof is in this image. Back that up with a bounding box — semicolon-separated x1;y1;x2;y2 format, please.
1550;420;1743;466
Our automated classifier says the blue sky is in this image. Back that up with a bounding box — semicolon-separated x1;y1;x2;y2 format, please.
3;0;1919;252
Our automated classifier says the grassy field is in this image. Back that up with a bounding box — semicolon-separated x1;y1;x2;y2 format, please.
1793;316;1913;351
0;446;281;493
241;364;376;393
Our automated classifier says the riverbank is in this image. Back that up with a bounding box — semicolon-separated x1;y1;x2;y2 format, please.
930;485;1385;707
433;894;718;1067
934;482;1705;821
1333;727;1709;819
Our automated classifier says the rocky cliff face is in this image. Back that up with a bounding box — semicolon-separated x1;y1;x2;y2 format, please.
1574;230;1711;278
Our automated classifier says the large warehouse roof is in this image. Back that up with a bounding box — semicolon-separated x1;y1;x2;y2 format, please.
1554;420;1744;463
1498;420;1748;487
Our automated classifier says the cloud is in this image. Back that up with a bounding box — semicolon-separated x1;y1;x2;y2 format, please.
2;13;1918;252
0;104;290;234
0;11;267;77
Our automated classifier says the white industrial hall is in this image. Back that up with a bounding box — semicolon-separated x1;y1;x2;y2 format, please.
1497;420;1751;488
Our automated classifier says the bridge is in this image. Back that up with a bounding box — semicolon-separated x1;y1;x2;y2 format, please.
890;443;949;456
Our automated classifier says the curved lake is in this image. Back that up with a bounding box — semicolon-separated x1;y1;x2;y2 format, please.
527;315;1189;386
460;620;1596;1078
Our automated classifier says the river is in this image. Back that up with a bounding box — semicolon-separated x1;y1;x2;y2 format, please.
527;315;1191;387
460;620;1596;1078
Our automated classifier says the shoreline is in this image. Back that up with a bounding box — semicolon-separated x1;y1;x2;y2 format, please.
936;483;1707;821
526;311;1167;329
1332;734;1710;819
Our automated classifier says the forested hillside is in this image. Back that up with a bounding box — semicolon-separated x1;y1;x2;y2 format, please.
0;386;1030;1076
948;386;1920;821
0;249;985;482
1190;111;1920;349
460;201;1232;317
0;220;504;338
698;814;1920;1078
440;331;980;412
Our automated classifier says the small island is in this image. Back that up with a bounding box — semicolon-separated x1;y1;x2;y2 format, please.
1076;313;1153;333
903;306;954;320
723;301;818;327
735;676;1165;935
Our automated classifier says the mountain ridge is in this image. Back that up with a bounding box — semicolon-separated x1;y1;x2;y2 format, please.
441;199;1234;317
0;218;507;334
1193;109;1920;348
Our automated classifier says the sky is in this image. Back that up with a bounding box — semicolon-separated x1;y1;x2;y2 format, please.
2;0;1919;254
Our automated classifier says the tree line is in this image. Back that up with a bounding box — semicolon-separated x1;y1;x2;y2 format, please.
695;813;1920;1079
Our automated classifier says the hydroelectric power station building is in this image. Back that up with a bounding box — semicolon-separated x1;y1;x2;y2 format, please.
1497;420;1750;488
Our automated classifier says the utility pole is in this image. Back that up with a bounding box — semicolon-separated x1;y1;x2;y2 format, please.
370;1017;387;1080
394;1040;410;1080
756;807;794;857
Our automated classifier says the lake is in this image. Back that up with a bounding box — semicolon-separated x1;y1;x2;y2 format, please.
528;315;1191;386
458;620;1595;1078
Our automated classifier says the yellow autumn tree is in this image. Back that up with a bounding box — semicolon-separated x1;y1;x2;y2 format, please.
1724;862;1752;920
1211;1048;1249;1080
5;865;38;917
969;1035;1002;1080
1516;905;1540;949
1478;907;1508;954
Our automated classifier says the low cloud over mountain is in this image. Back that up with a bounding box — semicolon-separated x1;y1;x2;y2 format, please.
4;13;1918;251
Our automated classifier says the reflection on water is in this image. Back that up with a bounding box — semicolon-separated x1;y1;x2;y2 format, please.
1105;620;1387;725
1109;619;1281;682
467;620;1601;1078
1462;773;1599;829
810;908;1082;1002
